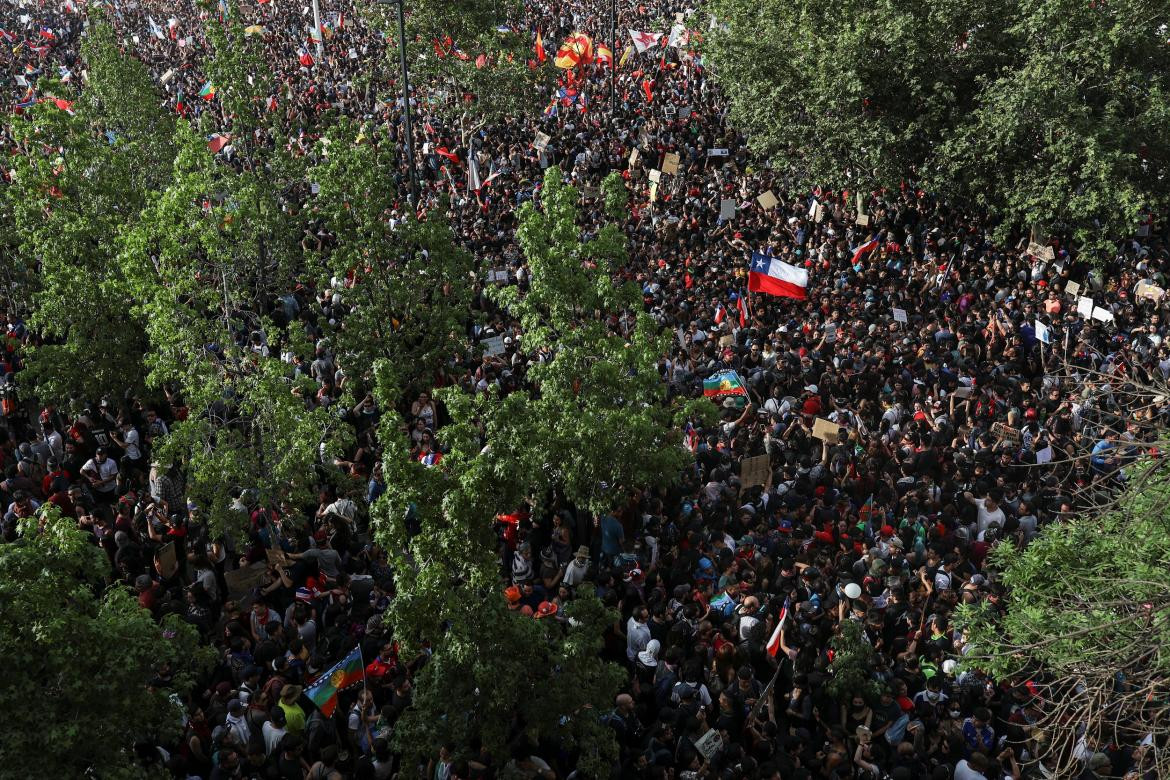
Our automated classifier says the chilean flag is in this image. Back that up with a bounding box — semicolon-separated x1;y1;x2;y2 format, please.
748;252;808;300
850;237;879;266
766;605;789;657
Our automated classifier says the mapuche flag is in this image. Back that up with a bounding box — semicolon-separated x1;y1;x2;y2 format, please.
305;646;364;716
748;252;808;300
703;370;748;399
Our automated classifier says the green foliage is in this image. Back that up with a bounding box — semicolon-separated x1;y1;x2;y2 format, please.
487;169;687;513
958;468;1170;681
826;619;882;702
0;509;211;778
307;119;475;400
7;18;175;403
371;364;623;772
706;0;1170;247
361;0;550;119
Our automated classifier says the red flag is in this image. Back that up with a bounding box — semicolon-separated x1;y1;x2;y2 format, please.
475;53;487;68
535;29;546;63
435;146;460;164
52;97;74;115
737;295;749;328
766;607;788;657
433;37;447;58
39;28;56;40
641;78;654;102
299;51;314;67
684;272;693;289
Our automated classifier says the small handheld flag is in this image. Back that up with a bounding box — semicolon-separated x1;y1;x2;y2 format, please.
703;370;748;399
306;646;364;717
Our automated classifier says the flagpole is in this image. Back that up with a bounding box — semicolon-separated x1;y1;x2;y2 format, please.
311;0;324;60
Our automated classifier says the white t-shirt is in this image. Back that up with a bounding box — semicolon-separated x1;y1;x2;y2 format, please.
120;427;142;460
973;498;1006;536
953;759;988;780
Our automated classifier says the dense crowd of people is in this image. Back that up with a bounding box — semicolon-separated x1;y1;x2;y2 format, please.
3;0;1170;778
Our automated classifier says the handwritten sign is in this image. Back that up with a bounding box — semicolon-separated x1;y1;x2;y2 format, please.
813;202;826;223
1136;282;1165;302
892;308;908;324
533;131;550;151
648;168;662;183
855;214;870;227
1091;306;1114;323
694;728;724;760
662;152;680;175
739;454;771;492
991;422;1020;446
757;190;778;209
628;147;639;167
1064;280;1081;298
483;335;506;357
1076;296;1094;319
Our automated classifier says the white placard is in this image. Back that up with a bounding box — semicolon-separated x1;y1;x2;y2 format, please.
707;147;729;157
483;335;505;356
693;728;724;760
719;199;736;221
1064;280;1081;298
892;308;908;324
1034;320;1050;344
1076;296;1094;318
1035;446;1054;465
1091;306;1114;323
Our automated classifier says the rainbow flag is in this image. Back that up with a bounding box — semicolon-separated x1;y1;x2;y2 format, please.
703;370;747;399
198;81;216;100
306;646;364;716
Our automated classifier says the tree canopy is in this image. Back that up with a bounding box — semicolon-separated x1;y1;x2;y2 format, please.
705;0;1170;247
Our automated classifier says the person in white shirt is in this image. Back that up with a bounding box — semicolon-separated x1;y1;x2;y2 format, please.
626;606;651;663
81;448;119;499
964;491;1006;536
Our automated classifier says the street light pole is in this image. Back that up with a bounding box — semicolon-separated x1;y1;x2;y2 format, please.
375;0;420;207
609;0;616;112
311;0;324;60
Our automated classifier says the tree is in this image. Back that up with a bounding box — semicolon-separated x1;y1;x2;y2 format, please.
117;25;349;534
958;468;1170;776
369;170;692;773
362;0;549;121
0;509;211;778
370;358;625;775
705;0;1170;246
7;18;174;403
483;168;689;514
826;619;882;703
939;0;1170;248
307;118;475;397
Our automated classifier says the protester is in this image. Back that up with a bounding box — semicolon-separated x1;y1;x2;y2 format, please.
2;0;1168;777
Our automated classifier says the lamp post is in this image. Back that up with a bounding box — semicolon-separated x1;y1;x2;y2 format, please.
610;0;616;111
374;0;420;206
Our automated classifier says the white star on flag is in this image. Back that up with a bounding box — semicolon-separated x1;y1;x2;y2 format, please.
628;29;662;54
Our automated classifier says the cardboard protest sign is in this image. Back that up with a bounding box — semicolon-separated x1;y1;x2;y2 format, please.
648;168;662;183
739;454;771;492
224;562;268;598
953;385;975;399
662;152;680;175
812;417;843;444
265;548;290;567
1136;282;1165;301
628;147;639;167
813;202;826;223
533;131;550;151
719;199;736;221
1064;280;1080;298
649;182;658;202
991;422;1020;446
892;308;908;324
855;214;870;227
757;190;778;209
718;334;734;348
156;542;178;579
